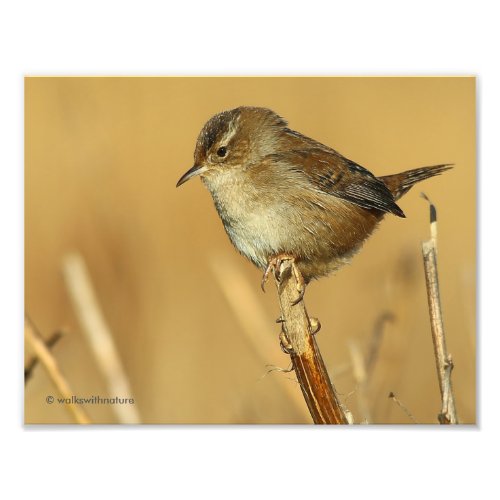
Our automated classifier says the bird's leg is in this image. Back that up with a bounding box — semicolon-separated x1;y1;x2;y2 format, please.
261;254;306;305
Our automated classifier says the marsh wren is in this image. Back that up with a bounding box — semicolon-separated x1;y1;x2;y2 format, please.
177;106;451;299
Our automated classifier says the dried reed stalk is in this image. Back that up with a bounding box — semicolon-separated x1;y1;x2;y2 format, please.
25;328;62;384
24;317;91;424
275;260;349;424
421;194;458;424
62;253;141;424
349;312;394;423
348;340;371;423
388;392;418;423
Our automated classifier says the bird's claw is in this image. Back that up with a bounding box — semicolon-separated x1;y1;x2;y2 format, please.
309;317;321;335
289;259;306;305
279;330;294;354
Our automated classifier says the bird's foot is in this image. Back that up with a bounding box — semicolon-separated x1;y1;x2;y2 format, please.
261;254;306;305
261;254;291;292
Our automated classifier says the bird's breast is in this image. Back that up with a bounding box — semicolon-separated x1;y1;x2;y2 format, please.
202;169;295;268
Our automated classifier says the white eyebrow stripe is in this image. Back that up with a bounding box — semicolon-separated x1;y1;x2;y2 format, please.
219;114;240;145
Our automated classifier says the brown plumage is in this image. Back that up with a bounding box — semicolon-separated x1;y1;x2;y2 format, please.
177;106;452;284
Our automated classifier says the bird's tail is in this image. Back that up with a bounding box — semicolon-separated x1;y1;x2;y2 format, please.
380;164;453;201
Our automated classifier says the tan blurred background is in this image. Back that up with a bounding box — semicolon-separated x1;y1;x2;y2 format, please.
25;77;475;424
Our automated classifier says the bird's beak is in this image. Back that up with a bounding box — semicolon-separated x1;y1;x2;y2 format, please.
176;164;207;187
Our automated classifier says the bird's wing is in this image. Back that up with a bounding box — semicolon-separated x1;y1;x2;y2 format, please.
270;148;405;217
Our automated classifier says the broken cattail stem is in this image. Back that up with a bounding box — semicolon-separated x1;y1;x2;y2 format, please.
421;193;458;424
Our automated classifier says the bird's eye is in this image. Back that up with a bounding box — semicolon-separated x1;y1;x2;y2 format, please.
217;147;227;157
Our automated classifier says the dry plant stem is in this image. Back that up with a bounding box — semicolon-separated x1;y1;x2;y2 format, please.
388;392;418;424
421;194;458;424
349;340;371;423
62;253;141;424
24;318;91;424
275;261;349;424
365;311;394;379
347;313;394;423
25;328;62;384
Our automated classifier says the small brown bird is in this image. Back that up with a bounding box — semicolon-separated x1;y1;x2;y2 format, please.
177;106;451;300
